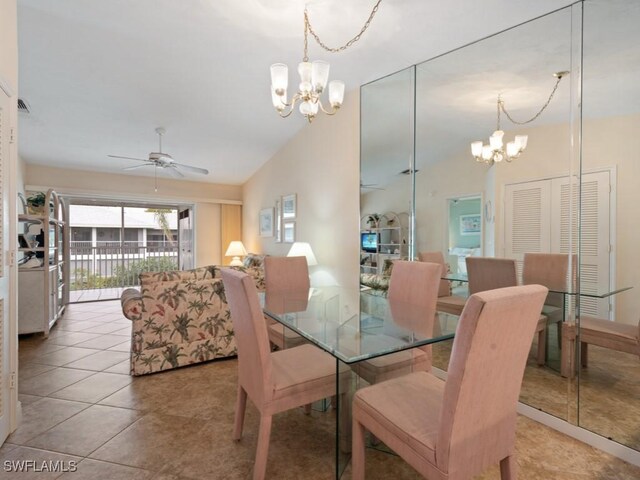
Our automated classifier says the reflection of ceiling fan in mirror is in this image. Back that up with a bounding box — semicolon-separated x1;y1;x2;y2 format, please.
108;127;209;179
360;182;385;191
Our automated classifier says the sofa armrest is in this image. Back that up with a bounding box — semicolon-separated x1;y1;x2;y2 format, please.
121;288;143;321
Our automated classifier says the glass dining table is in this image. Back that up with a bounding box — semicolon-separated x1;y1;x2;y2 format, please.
260;286;459;479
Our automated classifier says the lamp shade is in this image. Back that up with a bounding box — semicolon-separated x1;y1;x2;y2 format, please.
225;241;247;257
270;63;288;93
328;80;345;107
287;242;318;266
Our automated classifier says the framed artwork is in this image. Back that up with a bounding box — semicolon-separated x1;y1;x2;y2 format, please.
282;193;297;220
274;199;282;242
283;221;296;243
259;208;274;237
460;214;481;235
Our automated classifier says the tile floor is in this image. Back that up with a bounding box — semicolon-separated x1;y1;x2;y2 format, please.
3;300;640;479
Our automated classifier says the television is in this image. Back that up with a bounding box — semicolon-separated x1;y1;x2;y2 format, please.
361;232;379;253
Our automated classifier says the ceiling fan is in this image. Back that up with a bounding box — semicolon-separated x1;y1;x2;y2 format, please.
360;182;385;191
108;127;209;179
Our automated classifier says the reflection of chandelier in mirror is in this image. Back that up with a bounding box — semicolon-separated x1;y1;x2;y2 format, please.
471;71;569;166
270;1;383;123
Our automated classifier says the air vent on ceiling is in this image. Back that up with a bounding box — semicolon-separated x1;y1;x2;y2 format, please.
17;98;30;114
399;168;419;175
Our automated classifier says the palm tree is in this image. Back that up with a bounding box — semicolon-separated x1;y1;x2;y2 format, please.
145;208;175;245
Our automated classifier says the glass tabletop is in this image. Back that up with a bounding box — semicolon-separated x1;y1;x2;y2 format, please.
442;273;632;298
260;286;456;364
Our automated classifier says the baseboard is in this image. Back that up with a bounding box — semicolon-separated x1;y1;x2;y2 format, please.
432;367;640;468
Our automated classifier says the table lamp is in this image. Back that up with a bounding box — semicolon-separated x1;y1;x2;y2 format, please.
225;241;248;266
287;242;318;266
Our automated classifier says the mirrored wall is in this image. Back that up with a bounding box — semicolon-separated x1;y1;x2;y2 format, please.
360;0;639;452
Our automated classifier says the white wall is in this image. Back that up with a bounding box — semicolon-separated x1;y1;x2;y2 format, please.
25;164;242;267
242;91;360;288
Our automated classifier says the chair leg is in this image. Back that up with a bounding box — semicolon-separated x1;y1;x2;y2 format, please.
233;385;247;441
536;329;546;366
561;326;575;379
253;414;273;480
352;416;366;480
500;454;518;480
303;404;312;415
581;342;588;367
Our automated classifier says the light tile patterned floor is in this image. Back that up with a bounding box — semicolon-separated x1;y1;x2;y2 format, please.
4;300;640;479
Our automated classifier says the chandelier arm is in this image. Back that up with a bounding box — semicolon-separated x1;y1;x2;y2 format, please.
318;99;339;116
305;0;383;54
500;75;565;125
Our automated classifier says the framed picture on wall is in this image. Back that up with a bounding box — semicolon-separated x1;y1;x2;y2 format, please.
283;221;296;243
460;214;481;235
274;199;282;242
282;193;297;220
259;208;274;237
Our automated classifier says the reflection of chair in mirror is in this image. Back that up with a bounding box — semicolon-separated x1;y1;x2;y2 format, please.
263;256;308;349
352;285;549;480
466;257;517;294
561;317;640;379
418;251;466;316
351;261;440;385
523;253;570;365
221;268;347;480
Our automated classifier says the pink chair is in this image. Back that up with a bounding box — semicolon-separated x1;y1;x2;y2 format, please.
466;257;517;294
351;261;440;384
418;251;466;316
352;285;548;480
221;268;345;480
263;256;309;349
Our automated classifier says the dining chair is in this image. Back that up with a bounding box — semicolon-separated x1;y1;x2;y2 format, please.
352;284;548;480
263;256;308;349
466;256;548;365
221;268;346;480
523;253;570;364
351;261;441;385
418;251;466;316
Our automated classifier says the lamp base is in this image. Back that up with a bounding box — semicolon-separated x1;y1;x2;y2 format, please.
229;256;243;267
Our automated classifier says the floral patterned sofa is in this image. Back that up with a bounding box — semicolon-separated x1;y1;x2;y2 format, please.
121;264;265;376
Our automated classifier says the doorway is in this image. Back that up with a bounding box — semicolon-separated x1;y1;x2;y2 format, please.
446;195;483;275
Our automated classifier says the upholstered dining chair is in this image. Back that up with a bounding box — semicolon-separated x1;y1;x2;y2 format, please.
466;256;548;365
418;251;466;316
352;284;548;480
351;261;441;385
221;268;346;480
523;253;570;364
263;256;308;349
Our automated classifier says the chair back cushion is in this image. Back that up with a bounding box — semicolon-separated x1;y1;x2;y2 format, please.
264;256;310;294
388;261;442;310
221;268;273;405
523;253;571;308
418;251;451;297
466;257;517;294
437;284;548;476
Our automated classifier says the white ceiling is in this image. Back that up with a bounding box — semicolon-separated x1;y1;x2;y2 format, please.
17;0;576;185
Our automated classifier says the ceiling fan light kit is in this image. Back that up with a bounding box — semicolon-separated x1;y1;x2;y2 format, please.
108;127;209;190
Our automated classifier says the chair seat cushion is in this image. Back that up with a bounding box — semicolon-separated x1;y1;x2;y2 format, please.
352;349;428;383
271;344;344;399
581;316;639;344
353;371;444;464
436;295;466;315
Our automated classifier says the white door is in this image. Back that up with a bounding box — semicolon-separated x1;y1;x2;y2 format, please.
0;87;12;444
178;207;194;270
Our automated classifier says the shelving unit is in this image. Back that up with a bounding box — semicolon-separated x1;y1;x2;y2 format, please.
18;189;68;336
360;212;408;276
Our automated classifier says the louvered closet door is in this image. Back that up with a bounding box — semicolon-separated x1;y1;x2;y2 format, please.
551;171;610;318
504;179;552;279
0;88;11;444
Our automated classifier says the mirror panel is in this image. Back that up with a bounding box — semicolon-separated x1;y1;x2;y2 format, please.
578;0;640;449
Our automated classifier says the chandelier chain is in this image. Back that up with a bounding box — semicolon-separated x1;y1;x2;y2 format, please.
303;0;383;58
500;74;565;125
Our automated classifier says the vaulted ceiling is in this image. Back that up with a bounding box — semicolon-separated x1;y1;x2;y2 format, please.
18;0;574;184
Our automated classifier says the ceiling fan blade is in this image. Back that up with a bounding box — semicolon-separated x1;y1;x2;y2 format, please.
172;163;209;175
123;163;155;171
165;166;184;178
108;155;150;162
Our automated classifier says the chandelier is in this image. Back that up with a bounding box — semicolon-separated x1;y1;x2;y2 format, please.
270;1;383;123
471;71;568;166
